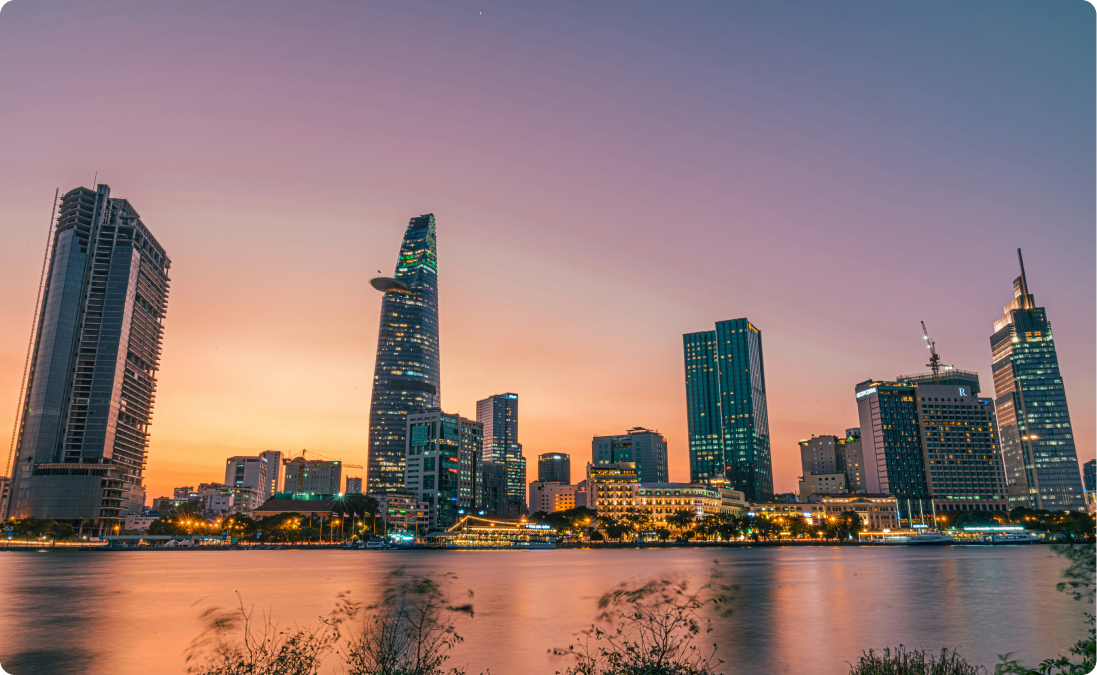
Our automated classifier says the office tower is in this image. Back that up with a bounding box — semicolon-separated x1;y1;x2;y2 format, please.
592;428;669;483
404;409;481;528
346;477;363;494
683;318;773;501
478;462;509;516
990;251;1085;511
261;450;283;495
7;186;170;535
225;456;268;497
367;214;440;494
858;373;1009;518
538;452;571;484
477;393;526;515
837;432;867;493
283;458;343;495
1084;460;1096;493
0;477;10;521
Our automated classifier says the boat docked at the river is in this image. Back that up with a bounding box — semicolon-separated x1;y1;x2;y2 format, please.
880;531;954;545
975;532;1041;545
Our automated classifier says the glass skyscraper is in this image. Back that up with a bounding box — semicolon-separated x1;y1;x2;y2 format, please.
683;318;773;501
476;393;526;515
8;185;171;535
990;251;1084;511
367;214;440;494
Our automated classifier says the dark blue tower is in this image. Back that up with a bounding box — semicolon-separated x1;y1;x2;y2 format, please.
367;214;440;494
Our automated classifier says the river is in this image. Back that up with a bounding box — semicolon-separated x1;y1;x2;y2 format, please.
0;545;1086;674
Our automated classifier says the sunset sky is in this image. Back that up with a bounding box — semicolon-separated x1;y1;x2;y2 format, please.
0;0;1093;502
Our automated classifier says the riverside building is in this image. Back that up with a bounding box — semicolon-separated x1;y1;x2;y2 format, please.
367;215;440;494
8;186;171;536
477;393;526;515
403;409;482;528
990;251;1085;511
683;318;773;501
592;428;668;483
225;451;282;499
283;458;342;495
528;481;577;513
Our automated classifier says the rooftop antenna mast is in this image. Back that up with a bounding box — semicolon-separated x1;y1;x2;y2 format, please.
921;321;941;385
1017;248;1031;310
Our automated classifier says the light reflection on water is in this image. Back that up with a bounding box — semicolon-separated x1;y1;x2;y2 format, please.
0;545;1084;675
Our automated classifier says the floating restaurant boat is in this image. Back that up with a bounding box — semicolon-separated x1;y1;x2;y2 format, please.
425;516;558;549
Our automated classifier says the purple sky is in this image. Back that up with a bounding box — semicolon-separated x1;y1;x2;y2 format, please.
0;0;1093;500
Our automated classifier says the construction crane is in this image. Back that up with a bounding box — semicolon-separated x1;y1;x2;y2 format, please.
291;448;363;469
921;321;941;385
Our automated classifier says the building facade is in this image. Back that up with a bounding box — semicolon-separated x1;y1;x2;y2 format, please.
346;477;363;494
855;380;929;509
990;253;1085;511
837;431;866;493
367;215;441;494
226;456;268;498
283;458;343;495
528;481;577;513
636;484;746;525
404;409;481;528
373;492;430;534
588;462;640;518
478;461;509;516
8;185;171;535
683;318;773;501
820;494;900;531
537;453;571;484
477;393;526;515
592;428;668;483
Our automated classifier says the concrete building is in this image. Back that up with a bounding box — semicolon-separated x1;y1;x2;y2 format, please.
8;185;171;536
174;486;196;500
0;477;10;521
123;514;158;532
837;431;867;493
683;318;773;501
821;494;901;530
283;458;343;495
537;453;571;484
346;477;363;494
991;252;1085;511
226;456;268;498
637;484;746;525
588;462;640;518
477;393;526;515
251;494;336;519
574;479;589;509
529;481;577;513
367;215;441;494
404;409;481;528
798;473;848;500
592;428;668;484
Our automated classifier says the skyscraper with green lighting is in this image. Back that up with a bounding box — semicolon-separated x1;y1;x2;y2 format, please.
683;318;773;501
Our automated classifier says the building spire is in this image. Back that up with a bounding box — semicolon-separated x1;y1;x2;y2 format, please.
1017;248;1031;310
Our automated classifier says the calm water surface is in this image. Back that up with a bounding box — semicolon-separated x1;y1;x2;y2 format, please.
0;545;1085;675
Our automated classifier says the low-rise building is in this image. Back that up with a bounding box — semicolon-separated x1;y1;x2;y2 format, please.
529;481;577;513
798;473;849;500
820;494;900;530
251;493;337;519
374;492;430;534
123;514;159;532
749;502;826;521
637;484;744;524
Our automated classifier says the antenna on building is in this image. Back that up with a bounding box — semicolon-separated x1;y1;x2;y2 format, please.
921;321;941;385
1017;248;1031;310
6;189;59;478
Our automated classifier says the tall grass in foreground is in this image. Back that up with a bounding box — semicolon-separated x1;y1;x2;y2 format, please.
850;647;985;675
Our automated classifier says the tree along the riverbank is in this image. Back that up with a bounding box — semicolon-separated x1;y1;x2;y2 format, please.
1;516;76;541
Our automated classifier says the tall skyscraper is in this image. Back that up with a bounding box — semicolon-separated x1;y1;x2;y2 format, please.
367;215;440;494
591;428;668;483
990;250;1085;511
538;452;571;484
683;318;773;501
8;186;170;535
477;393;526;515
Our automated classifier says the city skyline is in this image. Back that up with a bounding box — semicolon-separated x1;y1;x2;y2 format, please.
0;1;1092;503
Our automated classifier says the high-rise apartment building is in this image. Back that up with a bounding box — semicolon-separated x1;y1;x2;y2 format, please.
538;453;571;484
837;431;867;493
1084;460;1096;494
404;409;481;528
990;251;1085;511
683;318;773;501
346;477;363;494
798;435;848;501
283;458;342;495
367;215;440;494
8;186;170;535
261;450;283;496
592;428;668;483
477;393;525;515
226;456;268;498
